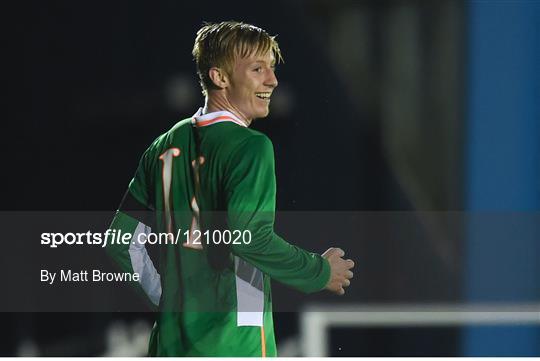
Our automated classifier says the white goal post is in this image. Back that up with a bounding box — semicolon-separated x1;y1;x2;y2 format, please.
300;303;540;356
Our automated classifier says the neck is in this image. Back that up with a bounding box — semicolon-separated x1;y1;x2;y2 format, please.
204;92;252;127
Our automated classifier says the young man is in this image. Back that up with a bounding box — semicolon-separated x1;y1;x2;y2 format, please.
107;21;354;356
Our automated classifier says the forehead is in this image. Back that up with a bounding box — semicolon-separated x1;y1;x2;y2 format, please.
233;50;276;67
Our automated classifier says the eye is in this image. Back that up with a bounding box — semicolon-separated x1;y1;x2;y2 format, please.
253;66;263;73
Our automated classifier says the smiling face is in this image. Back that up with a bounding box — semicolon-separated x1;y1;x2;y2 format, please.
224;50;278;122
193;22;283;124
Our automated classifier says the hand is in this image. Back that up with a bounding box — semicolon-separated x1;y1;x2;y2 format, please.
322;248;355;295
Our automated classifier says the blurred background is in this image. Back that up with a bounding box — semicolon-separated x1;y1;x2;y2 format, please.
3;0;539;356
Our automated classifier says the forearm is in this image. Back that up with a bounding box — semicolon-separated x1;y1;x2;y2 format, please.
230;223;330;293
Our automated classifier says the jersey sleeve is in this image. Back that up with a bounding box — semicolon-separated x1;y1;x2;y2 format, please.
127;149;152;209
106;150;162;308
224;135;330;294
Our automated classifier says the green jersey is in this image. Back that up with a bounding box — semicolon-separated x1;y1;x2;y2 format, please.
107;109;330;356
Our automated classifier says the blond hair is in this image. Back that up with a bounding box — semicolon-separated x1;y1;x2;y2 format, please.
192;21;283;95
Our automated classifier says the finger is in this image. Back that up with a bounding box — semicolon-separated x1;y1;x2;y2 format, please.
345;271;354;279
346;259;355;268
322;248;334;257
343;279;351;287
336;287;345;296
334;248;345;258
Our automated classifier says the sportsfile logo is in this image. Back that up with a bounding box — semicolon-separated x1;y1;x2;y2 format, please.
40;230;134;248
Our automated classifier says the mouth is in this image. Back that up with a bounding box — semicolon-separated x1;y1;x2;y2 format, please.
255;92;271;101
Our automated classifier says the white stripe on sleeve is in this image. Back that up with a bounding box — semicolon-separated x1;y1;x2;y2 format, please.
129;222;162;306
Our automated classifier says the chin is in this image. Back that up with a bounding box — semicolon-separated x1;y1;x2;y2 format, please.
255;108;270;119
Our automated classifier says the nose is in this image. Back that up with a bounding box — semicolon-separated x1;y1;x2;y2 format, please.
265;69;278;89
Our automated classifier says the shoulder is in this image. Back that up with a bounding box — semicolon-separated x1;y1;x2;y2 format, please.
225;129;275;170
211;124;273;155
143;117;193;158
236;131;274;153
222;124;273;149
200;122;274;154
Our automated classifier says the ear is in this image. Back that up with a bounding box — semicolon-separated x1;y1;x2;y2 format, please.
208;67;229;89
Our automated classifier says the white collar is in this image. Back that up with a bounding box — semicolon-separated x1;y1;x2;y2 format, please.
191;108;247;128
